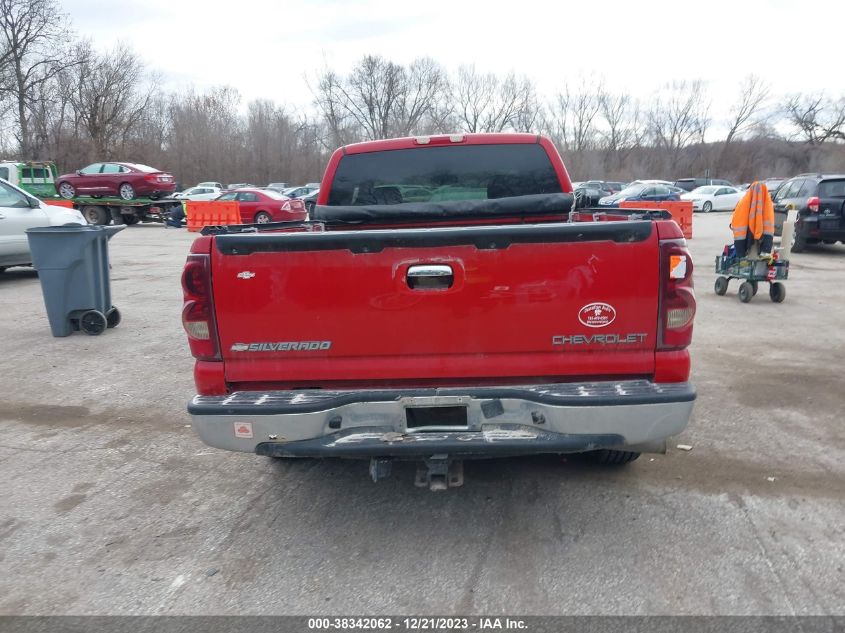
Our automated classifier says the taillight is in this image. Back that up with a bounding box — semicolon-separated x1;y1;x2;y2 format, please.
657;239;696;351
145;173;158;182
282;201;291;211
807;196;820;213
181;254;220;360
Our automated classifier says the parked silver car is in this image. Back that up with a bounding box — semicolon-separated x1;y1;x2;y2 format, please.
0;177;85;271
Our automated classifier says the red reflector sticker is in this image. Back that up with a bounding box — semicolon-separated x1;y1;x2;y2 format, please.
234;422;253;439
578;303;616;328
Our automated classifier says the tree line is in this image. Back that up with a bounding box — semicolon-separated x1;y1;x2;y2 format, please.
2;0;844;187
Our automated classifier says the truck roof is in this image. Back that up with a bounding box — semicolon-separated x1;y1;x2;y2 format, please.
340;133;544;155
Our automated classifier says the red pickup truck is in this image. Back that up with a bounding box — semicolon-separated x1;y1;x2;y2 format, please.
183;133;696;488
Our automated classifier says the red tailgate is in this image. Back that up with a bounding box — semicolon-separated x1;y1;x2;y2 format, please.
210;223;659;388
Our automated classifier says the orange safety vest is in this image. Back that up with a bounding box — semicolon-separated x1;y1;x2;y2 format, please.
731;181;775;241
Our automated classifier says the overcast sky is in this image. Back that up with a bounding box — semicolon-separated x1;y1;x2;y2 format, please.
64;0;843;133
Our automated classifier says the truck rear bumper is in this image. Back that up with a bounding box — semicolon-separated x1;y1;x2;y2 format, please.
188;380;695;458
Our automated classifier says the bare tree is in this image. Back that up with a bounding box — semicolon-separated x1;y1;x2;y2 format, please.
334;55;405;140
725;75;770;145
784;93;845;144
599;93;646;173
0;0;71;157
600;92;629;154
492;73;538;133
63;42;155;158
314;67;356;148
542;77;604;156
647;80;710;155
167;86;242;184
453;65;537;133
393;57;450;136
314;55;452;141
569;79;604;152
453;65;492;133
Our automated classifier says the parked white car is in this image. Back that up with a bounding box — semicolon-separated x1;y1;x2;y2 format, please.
0;177;85;270
681;185;744;213
173;186;222;201
197;181;224;190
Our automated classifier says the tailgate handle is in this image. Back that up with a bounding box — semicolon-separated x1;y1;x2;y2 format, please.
407;264;453;290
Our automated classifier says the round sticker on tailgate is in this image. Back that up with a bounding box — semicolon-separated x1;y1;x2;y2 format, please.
578;302;616;328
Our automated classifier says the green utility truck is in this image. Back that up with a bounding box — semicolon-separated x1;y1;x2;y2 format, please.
0;161;59;199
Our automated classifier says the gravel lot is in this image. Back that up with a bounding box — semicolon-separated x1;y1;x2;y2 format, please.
1;214;843;615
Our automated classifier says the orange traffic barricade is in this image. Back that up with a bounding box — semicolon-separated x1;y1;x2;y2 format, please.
620;200;693;239
186;201;241;232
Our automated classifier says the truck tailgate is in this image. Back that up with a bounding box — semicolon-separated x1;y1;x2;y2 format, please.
210;222;659;386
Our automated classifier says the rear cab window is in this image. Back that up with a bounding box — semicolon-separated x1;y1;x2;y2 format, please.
21;167;51;183
327;144;563;206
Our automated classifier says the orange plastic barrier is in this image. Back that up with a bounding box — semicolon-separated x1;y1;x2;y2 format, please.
42;199;75;208
186;201;241;232
619;200;693;239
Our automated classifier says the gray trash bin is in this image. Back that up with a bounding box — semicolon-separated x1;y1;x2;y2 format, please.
25;224;124;337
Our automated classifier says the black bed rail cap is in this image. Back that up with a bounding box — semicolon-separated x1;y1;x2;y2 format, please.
312;192;575;223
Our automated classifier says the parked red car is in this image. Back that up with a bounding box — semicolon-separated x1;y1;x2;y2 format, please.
216;188;307;223
56;162;176;200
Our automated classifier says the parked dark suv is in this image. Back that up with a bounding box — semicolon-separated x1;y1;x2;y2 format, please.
674;177;733;192
773;174;845;251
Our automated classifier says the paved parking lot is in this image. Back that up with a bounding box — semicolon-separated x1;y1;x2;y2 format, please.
1;215;843;615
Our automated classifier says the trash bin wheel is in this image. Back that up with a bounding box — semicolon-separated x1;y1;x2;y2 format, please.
80;310;108;335
106;307;121;328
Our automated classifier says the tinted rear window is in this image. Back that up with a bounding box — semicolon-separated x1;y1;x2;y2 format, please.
328;144;562;206
819;180;845;198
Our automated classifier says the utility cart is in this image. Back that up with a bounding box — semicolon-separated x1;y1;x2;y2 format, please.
714;247;789;303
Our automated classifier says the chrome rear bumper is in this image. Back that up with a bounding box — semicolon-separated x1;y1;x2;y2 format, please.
189;380;695;457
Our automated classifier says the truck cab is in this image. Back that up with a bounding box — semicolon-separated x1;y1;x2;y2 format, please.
0;161;58;199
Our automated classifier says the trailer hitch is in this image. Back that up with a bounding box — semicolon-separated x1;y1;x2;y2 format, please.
368;455;464;490
415;455;464;491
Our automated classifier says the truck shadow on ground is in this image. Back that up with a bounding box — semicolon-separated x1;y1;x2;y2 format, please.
0;267;38;283
263;452;643;501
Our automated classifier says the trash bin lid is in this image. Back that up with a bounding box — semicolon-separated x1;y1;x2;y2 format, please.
26;224;125;235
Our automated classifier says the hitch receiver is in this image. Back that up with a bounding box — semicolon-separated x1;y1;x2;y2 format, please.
415;455;464;491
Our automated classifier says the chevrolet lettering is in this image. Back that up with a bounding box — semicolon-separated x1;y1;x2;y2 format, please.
552;333;647;346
